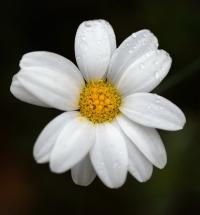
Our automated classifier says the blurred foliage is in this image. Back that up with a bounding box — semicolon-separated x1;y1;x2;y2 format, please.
0;0;200;214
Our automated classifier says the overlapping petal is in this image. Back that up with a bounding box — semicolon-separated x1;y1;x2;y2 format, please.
11;74;48;107
71;154;96;186
90;122;128;188
107;29;158;84
117;115;167;169
50;114;95;173
33;111;78;163
115;50;172;95
10;19;187;189
11;51;84;111
125;136;153;182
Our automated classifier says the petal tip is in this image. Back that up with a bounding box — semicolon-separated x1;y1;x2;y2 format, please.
33;148;48;164
10;83;15;96
72;181;91;187
34;156;47;164
137;176;152;183
71;176;92;187
104;179;126;189
136;168;153;183
10;75;22;100
170;111;186;131
180;113;186;129
49;161;64;174
156;157;167;169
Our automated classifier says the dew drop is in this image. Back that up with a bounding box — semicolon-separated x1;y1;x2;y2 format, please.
155;71;160;80
155;97;161;104
146;52;152;57
154;94;162;107
128;49;133;54
140;63;145;69
131;33;137;38
155;96;163;110
143;32;148;38
156;50;160;54
133;45;137;49
84;22;91;27
98;162;105;174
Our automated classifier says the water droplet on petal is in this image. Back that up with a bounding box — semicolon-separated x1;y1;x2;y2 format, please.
155;97;161;104
140;63;145;69
128;49;133;54
143;32;148;38
84;22;91;27
133;45;137;49
146;52;152;57
98;162;105;175
155;97;163;110
97;40;101;45
155;72;160;80
131;33;137;38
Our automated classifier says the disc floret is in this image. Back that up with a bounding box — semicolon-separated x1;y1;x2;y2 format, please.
79;80;121;123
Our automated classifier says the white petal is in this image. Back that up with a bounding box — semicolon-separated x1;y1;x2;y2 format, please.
10;74;48;107
75;19;116;81
33;111;77;163
11;51;84;111
126;136;153;182
116;50;172;95
107;29;158;84
99;20;116;53
117;115;167;169
20;51;83;82
71;154;96;186
50;115;95;173
121;93;186;131
90;123;128;188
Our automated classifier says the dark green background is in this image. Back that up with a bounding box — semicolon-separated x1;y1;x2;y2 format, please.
1;0;200;214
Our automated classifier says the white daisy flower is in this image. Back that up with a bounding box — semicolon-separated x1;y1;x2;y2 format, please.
10;19;186;188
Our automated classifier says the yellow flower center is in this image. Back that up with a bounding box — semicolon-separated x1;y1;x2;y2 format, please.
79;80;121;123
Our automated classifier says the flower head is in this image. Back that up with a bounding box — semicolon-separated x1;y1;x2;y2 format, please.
10;19;186;188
